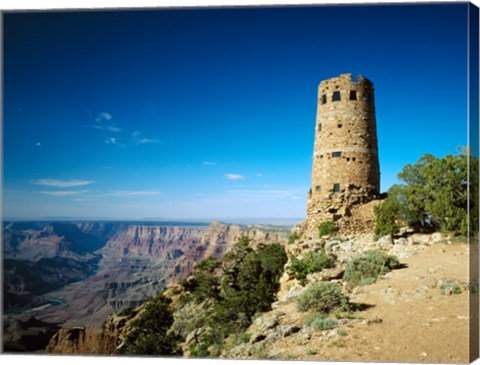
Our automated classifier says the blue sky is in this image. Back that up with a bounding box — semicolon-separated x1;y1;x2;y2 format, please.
2;3;473;221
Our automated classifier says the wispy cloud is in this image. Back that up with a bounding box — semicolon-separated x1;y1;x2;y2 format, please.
97;190;162;198
256;173;263;177
93;125;122;132
105;137;117;145
31;179;94;188
224;174;245;180
90;112;121;132
39;190;84;196
132;131;160;145
203;161;217;166
95;112;112;122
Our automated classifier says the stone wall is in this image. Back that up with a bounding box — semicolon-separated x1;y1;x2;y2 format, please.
299;74;381;239
311;73;380;200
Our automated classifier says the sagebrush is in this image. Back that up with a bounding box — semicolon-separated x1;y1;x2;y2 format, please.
296;281;350;313
288;249;333;285
343;250;400;289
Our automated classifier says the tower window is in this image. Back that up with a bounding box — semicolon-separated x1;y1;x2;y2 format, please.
332;91;341;102
365;91;371;104
316;185;321;192
321;94;327;104
318;123;322;132
349;90;357;100
337;124;343;128
333;183;340;193
332;151;341;158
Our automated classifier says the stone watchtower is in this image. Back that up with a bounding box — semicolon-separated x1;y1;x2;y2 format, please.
304;74;380;233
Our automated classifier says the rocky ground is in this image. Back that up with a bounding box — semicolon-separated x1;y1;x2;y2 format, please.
42;230;475;362
226;234;473;363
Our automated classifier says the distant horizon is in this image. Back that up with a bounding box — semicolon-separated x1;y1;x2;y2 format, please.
2;216;303;227
3;3;472;219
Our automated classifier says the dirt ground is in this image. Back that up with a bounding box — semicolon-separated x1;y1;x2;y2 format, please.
271;242;473;363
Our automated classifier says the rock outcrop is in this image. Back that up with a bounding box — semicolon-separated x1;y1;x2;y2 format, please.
3;221;290;354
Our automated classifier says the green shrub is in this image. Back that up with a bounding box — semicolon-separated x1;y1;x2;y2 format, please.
296;281;349;313
318;221;338;237
343;250;400;289
117;306;136;318
288;232;300;245
312;317;337;330
380;151;477;235
120;293;181;355
288;249;334;285
304;312;337;330
306;348;316;356
338;330;347;337
373;197;401;240
439;280;462;295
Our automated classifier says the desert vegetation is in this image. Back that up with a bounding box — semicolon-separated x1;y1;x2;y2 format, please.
343;249;400;289
374;150;478;239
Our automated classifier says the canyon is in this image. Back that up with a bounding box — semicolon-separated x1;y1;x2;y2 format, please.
2;220;291;352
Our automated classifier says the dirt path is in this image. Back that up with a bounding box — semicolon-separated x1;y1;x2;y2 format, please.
270;243;471;363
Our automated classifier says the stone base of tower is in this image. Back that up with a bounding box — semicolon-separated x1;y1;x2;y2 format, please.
295;184;383;239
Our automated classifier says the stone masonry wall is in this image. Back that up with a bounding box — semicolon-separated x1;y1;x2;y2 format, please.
298;74;381;238
311;73;379;199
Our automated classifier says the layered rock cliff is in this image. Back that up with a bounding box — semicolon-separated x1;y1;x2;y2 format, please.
4;220;291;353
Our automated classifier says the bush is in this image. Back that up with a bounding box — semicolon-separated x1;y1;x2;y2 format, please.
120;293;181;355
439;280;462;295
373;197;401;240
318;221;338;237
296;281;349;313
381;151;477;235
306;348;316;356
343;250;400;289
190;238;287;356
117;306;136;318
304;312;337;330
288;232;300;245
288;250;334;285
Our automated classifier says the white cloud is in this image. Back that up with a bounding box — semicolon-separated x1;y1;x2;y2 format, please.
224;174;245;180
94;125;121;132
256;173;263;177
132;131;160;145
95;112;112;122
39;190;83;196
105;137;117;145
203;161;217;166
99;190;162;198
31;179;94;188
36;142;41;147
91;112;121;132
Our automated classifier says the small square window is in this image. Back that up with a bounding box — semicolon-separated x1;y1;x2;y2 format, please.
350;90;357;100
365;92;371;104
332;151;341;158
316;185;321;192
333;184;340;193
337;124;342;128
321;94;327;104
332;91;341;102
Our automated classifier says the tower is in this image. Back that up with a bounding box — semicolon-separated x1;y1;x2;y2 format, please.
307;73;380;222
